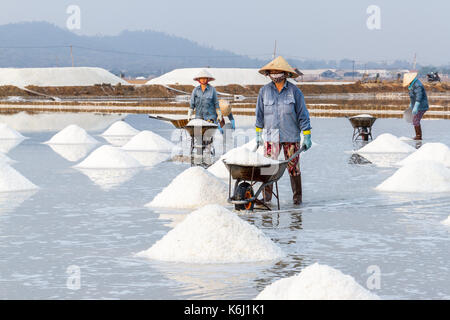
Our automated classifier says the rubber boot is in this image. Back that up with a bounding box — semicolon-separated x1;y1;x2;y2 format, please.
413;125;422;141
290;174;302;205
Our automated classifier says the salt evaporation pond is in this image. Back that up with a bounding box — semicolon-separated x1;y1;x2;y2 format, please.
0;115;449;299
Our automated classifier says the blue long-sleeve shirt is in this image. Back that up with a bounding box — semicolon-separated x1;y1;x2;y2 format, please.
408;79;429;111
255;81;311;143
190;84;219;121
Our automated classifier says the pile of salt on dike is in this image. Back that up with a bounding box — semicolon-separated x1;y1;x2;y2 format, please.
74;145;143;169
44;124;98;145
136;204;285;263
0;123;26;140
255;263;379;300
121;130;176;152
376;160;450;193
101;121;140;137
147;166;228;209
0;163;38;192
357;133;416;153
397;143;450;167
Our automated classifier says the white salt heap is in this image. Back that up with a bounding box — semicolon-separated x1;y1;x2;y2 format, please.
223;147;279;166
358;133;415;153
45;125;98;145
0;123;26;140
136;204;285;263
0;67;127;87
147;166;228;209
122;130;176;152
0;163;39;192
376;161;450;193
397;143;450;167
74;145;142;169
101;121;140;137
255;263;379;300
186;119;217;127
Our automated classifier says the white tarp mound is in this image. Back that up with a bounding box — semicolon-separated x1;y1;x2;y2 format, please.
376;161;450;193
0;67;128;87
136;204;285;263
147;166;228;209
101;121;140;137
74;145;143;169
358;133;416;153
45;124;98;145
255;263;379;300
122;130;176;152
147;68;279;86
0;123;26;140
397;143;450;167
0;163;39;192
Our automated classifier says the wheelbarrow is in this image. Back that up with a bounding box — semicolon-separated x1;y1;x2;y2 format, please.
184;120;218;167
347;114;377;142
223;146;306;211
148;115;189;129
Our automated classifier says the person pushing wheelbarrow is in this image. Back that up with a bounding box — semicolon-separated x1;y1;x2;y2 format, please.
255;56;312;206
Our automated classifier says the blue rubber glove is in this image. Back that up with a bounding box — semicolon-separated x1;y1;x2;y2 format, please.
256;128;263;148
218;125;224;134
231;119;235;130
302;132;312;151
412;101;420;115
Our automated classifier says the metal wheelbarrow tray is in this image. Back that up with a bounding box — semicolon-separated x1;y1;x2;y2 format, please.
224;146;306;211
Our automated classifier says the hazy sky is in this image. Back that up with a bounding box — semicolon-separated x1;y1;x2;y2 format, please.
1;0;448;65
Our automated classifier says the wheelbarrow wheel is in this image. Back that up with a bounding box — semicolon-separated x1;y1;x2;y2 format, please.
234;182;254;211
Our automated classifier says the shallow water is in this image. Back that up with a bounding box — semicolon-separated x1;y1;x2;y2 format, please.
0;114;449;299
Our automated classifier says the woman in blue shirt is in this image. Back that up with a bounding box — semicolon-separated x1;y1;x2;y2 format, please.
403;72;429;140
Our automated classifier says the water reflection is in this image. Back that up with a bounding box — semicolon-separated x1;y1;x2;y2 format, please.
0;139;24;154
102;136;132;147
353;152;409;167
157;212;188;228
48;144;97;162
124;151;170;167
77;168;141;190
0;190;37;215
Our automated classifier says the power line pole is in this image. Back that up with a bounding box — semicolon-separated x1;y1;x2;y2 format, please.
412;53;417;71
70;45;74;67
272;40;277;60
352;60;355;81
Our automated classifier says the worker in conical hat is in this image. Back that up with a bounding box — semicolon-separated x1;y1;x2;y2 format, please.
255;56;311;206
218;99;235;130
403;72;429;140
188;69;226;132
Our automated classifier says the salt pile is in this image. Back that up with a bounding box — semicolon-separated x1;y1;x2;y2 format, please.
78;168;141;190
255;263;379;300
0;67;128;87
358;133;415;153
136;204;285;263
0;123;26;140
376;161;450;193
101;121;140;137
74;145;142;169
45;125;98;145
49;144;96;162
186;119;217;127
223;147;280;166
147;68;274;86
122;130;176;152
0;163;39;192
397;143;450;167
147;166;228;209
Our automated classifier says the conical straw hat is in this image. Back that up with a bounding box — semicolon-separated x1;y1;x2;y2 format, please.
193;69;215;81
403;72;418;87
259;56;299;78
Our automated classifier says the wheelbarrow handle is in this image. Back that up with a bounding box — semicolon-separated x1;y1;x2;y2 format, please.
285;145;307;163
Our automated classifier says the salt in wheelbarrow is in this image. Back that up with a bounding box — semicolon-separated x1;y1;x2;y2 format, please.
223;146;306;211
183;120;218;167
